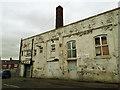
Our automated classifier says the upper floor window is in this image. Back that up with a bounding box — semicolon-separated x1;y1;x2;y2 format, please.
67;41;77;58
51;44;55;52
22;50;31;56
27;50;31;56
2;65;7;68
95;35;109;56
40;47;43;53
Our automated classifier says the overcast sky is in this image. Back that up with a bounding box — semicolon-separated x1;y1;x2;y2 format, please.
0;0;119;60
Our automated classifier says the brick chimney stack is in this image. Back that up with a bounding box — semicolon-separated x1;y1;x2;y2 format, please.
56;5;63;29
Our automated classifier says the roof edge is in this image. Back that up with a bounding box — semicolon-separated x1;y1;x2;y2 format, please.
23;7;120;41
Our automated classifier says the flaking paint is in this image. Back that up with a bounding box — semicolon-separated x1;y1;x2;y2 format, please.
19;8;119;83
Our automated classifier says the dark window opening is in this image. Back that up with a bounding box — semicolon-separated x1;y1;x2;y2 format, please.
40;47;43;53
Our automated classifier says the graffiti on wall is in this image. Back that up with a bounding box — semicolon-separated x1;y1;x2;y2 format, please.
69;66;77;71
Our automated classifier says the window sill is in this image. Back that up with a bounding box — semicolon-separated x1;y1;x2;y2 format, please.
47;58;59;62
51;51;55;52
24;55;31;57
94;55;111;59
25;56;31;58
67;58;77;60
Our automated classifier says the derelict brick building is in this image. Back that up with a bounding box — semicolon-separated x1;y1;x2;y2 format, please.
19;6;119;83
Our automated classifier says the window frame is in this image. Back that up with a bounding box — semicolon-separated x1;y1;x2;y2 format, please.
94;35;109;56
67;40;77;58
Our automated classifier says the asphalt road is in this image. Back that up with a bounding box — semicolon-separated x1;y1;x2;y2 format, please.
1;77;119;89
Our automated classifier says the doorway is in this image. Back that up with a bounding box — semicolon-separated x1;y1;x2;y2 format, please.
67;60;78;79
24;65;31;78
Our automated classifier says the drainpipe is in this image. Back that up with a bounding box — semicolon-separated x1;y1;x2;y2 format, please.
19;38;22;77
30;38;34;78
19;38;22;63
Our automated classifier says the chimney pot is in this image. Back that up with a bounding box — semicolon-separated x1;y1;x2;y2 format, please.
10;57;12;61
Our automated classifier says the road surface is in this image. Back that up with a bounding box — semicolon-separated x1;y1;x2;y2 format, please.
1;77;119;89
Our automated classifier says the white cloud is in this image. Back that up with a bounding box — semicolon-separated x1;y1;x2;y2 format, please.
0;1;118;59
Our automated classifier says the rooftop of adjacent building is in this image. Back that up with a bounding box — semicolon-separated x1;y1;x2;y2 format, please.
0;57;19;65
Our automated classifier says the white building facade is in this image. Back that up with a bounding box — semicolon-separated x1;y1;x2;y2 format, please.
19;7;119;83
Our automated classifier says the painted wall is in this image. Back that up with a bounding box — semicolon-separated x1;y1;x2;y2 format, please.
20;8;119;83
19;64;24;77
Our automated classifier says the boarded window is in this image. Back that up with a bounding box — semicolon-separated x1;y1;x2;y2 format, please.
102;46;109;55
95;35;109;56
67;41;76;58
102;37;107;45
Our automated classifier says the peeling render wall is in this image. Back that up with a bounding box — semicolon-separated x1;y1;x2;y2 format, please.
20;8;119;83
